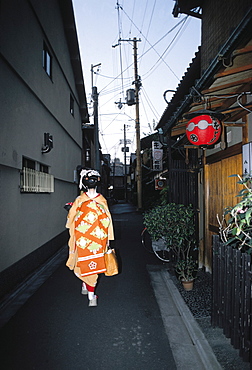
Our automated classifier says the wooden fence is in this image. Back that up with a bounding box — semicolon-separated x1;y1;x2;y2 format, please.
212;235;252;365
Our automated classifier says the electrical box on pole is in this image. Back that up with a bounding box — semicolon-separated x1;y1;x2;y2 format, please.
126;88;136;106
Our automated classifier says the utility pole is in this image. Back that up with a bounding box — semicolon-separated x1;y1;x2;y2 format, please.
116;37;142;209
133;37;142;210
91;63;101;172
124;123;127;201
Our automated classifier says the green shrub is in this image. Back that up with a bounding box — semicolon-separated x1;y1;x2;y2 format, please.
143;203;196;260
218;174;252;254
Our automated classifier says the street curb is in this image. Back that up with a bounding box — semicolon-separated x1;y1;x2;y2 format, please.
160;269;222;369
0;245;68;328
148;266;222;370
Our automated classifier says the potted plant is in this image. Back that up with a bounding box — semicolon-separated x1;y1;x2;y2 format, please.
143;203;198;288
217;174;252;254
143;203;196;255
143;203;198;286
175;251;198;291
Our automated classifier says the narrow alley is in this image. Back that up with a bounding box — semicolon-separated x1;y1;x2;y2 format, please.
0;203;177;370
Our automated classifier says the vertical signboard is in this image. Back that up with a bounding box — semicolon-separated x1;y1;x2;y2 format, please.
242;143;252;176
152;141;163;171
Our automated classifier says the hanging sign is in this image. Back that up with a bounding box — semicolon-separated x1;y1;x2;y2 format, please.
155;178;166;190
186;114;221;146
152;141;163;171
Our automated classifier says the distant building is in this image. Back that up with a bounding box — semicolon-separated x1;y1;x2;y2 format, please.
110;158;130;200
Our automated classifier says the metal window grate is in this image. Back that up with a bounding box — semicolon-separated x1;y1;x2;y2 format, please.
20;168;54;193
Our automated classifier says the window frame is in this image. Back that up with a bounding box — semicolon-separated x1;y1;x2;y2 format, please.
43;42;52;78
20;157;53;193
70;94;74;116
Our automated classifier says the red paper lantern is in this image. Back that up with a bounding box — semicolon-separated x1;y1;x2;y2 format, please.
186;114;222;146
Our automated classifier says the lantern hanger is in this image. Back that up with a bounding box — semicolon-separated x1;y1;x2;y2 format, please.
183;109;225;120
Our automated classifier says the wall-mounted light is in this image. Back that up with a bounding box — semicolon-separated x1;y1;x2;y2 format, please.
42;132;53;153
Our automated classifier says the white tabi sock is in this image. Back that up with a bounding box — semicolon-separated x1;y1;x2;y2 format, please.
88;291;95;300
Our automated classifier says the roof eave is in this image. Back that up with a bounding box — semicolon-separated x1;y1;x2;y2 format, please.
58;0;89;123
160;6;252;134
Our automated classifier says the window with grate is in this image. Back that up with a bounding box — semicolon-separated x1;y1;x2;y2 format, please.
20;157;54;193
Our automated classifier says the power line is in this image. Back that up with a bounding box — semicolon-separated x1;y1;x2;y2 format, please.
99;15;187;96
141;87;159;119
139;0;157;70
99;81;132;98
116;2;125;99
94;72;132;81
120;5;188;80
129;0;136;36
100;111;122;132
139;0;149;34
141;16;189;80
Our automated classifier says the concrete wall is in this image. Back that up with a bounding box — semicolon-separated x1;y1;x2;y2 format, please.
0;0;85;277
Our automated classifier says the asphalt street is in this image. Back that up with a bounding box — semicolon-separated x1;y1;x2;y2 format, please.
0;203;179;370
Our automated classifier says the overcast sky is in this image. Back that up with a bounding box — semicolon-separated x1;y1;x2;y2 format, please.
72;0;201;162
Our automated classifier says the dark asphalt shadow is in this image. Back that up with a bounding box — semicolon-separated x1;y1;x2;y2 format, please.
0;205;176;370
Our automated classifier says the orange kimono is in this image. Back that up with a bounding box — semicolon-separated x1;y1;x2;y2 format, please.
66;193;114;286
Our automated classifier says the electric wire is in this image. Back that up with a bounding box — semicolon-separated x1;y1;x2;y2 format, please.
192;91;252;114
100;111;122;132
99;79;132;98
139;0;156;70
99;15;187;96
119;5;188;81
237;92;252;113
102;5;252;161
94;71;132;81
139;0;149;34
129;0;136;36
141;16;189;80
117;1;132;83
116;1;125;100
100;129;109;153
141;97;155;134
97;3;197;160
141;86;159;119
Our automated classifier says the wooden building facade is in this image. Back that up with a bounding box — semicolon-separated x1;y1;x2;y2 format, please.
156;0;252;271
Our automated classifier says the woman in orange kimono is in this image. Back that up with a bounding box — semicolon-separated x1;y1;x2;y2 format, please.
66;169;114;307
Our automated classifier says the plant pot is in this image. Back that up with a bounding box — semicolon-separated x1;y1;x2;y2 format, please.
182;279;194;291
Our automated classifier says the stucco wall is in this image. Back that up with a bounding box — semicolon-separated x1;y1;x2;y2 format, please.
0;165;79;271
0;0;85;273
